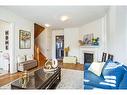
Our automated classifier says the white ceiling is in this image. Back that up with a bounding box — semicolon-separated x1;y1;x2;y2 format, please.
3;6;109;29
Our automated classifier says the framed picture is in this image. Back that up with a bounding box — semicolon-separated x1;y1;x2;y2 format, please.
5;30;9;35
19;30;31;49
5;30;9;50
5;36;9;40
83;33;94;45
5;45;8;50
5;41;9;44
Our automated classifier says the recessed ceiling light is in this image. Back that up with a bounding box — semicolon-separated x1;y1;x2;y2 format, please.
44;24;50;27
60;16;69;22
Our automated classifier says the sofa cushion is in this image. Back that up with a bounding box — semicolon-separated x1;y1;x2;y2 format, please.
98;81;116;89
84;84;102;89
122;65;127;71
84;70;116;89
102;60;125;87
84;70;104;84
119;71;127;89
88;61;105;76
84;70;103;87
84;84;95;89
85;63;91;70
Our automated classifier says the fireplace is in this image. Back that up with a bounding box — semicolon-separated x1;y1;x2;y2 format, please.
79;46;99;64
84;53;93;64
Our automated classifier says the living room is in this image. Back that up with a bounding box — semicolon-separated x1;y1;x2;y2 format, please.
0;6;127;90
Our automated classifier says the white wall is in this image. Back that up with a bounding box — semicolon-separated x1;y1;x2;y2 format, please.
51;7;127;65
35;28;52;59
106;6;127;64
49;17;106;63
64;28;80;62
52;29;64;59
35;29;47;56
63;16;106;63
46;28;52;59
0;20;10;71
36;28;64;60
0;20;10;51
79;16;107;61
0;7;34;73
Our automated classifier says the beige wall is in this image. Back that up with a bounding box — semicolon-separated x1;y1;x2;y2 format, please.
35;28;52;59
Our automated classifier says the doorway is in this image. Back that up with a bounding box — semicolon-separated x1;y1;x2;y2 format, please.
55;35;64;60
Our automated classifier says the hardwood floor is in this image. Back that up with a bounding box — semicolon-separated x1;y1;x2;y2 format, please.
0;63;84;87
0;65;43;87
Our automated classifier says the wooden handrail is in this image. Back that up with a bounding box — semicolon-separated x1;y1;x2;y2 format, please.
37;47;40;63
34;45;39;62
34;45;46;66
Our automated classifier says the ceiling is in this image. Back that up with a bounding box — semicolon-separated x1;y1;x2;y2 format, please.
3;6;109;29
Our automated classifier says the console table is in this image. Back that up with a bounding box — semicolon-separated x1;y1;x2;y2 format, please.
11;67;61;89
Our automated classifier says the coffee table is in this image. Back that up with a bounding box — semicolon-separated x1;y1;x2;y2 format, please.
11;67;61;89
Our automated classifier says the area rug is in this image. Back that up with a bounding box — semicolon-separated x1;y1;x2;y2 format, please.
0;69;84;89
56;69;84;89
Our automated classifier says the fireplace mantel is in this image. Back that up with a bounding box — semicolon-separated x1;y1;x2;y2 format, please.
80;45;99;48
79;46;99;64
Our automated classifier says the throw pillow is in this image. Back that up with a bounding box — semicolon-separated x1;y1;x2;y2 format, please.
88;61;105;76
102;60;125;87
119;72;127;89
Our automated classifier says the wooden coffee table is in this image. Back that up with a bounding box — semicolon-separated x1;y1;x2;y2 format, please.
11;67;61;89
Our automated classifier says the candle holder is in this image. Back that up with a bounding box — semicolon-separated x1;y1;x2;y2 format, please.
20;70;29;88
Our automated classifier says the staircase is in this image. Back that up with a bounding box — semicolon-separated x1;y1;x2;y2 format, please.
34;23;45;38
34;23;47;66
